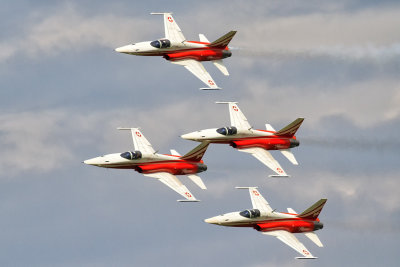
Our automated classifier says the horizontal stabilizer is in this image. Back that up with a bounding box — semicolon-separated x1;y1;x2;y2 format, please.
304;232;323;247
208;31;237;48
170;149;181;156
295;257;318;260
187;174;207;190
287;208;297;214
275;118;304;138
265;124;276;131
212;60;229;76
280;149;298;165
199;34;210;43
177;199;201;202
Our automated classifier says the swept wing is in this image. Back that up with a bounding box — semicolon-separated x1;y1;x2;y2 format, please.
143;172;198;201
236;187;273;212
238;147;289;177
216;102;251;129
118;128;155;154
171;59;220;89
263;230;317;259
151;12;185;43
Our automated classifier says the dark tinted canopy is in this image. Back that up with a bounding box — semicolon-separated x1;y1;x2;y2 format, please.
120;151;142;160
150;39;171;48
216;126;237;136
239;209;261;218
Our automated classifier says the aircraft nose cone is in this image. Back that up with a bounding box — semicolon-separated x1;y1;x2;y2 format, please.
181;132;199;140
204;216;219;224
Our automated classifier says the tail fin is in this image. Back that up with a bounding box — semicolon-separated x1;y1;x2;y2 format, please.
208;31;237;48
275;118;304;138
298;199;327;220
180;141;210;162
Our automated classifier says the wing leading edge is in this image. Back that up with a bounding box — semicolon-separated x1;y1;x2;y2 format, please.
263;230;317;259
143;172;199;202
171;60;220;90
238;147;289;177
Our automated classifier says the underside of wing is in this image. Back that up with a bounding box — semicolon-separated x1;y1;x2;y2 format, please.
263;230;316;259
143;172;198;201
171;59;220;89
238;147;288;176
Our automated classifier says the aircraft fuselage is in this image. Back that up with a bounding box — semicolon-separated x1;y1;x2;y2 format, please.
181;128;300;151
115;40;232;62
205;211;323;234
84;153;207;176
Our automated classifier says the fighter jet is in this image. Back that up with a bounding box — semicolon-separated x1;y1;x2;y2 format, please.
84;128;210;202
205;187;326;259
115;12;236;90
181;102;304;177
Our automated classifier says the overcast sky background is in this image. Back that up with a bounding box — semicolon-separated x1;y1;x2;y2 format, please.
1;0;400;266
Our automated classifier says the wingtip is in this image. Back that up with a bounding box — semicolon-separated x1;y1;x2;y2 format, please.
199;87;222;90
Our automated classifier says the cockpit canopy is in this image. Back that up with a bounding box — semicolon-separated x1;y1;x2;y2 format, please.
150;39;171;48
216;126;237;136
120;151;142;160
239;209;261;218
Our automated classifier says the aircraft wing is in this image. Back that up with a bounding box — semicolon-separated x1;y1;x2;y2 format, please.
118;128;156;154
236;187;273;212
143;172;198;201
151;13;185;43
263;230;317;259
171;59;220;89
216;102;251;129
238;147;289;177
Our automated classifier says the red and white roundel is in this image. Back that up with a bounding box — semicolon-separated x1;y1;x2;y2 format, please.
277;168;284;173
167;16;173;22
136;131;142;137
232;106;238;111
208;80;215;86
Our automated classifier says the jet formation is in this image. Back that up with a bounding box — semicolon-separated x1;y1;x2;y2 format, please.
84;12;327;260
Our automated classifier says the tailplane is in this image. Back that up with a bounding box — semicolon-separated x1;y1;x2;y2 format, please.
180;141;210;162
298;199;327;220
275;118;304;138
208;31;237;48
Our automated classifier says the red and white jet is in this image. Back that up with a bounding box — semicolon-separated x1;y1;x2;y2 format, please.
115;12;236;90
84;128;210;202
181;102;304;177
205;187;326;259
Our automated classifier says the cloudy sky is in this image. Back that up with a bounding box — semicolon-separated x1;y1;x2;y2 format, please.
1;0;399;266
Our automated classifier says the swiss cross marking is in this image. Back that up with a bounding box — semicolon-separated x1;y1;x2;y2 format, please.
208;80;215;86
232;106;238;111
185;192;192;198
277;168;284;173
167;16;173;22
136;131;142;137
303;250;310;255
252;190;259;196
